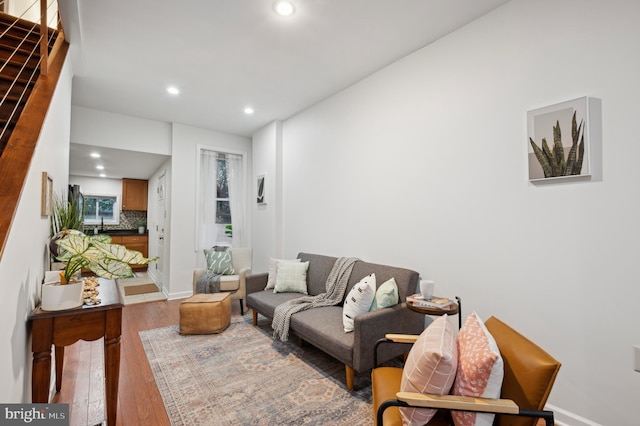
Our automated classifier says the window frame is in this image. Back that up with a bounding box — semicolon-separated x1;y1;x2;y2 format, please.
83;193;120;226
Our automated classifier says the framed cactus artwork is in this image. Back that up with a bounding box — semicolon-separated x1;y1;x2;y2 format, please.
527;97;591;181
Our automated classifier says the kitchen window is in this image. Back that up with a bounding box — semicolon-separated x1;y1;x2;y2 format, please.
84;195;118;225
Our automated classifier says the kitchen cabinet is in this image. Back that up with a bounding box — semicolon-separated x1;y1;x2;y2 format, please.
112;234;148;272
122;178;148;211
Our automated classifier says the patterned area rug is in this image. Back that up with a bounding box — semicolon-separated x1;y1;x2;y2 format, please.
139;314;376;425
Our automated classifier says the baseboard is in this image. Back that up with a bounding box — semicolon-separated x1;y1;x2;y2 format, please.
167;290;192;300
546;404;603;426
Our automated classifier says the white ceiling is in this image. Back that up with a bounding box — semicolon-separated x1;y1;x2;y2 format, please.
60;0;510;179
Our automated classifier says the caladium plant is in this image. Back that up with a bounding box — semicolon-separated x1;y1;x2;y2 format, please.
55;233;157;284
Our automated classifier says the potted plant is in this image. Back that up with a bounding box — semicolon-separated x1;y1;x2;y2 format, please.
135;219;147;235
42;233;157;311
49;191;85;259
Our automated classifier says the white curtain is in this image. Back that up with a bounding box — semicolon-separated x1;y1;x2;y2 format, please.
198;150;218;250
226;153;245;247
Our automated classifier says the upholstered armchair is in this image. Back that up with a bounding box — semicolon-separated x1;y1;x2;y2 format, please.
193;247;252;312
372;316;561;426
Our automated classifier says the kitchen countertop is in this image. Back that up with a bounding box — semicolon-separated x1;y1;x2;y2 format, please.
92;229;148;236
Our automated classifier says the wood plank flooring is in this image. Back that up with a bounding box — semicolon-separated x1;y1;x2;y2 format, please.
49;298;551;426
51;298;194;426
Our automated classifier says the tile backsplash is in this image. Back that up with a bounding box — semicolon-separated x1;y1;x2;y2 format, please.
84;210;147;232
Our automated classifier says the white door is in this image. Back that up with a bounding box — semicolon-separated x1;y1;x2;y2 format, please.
155;172;167;289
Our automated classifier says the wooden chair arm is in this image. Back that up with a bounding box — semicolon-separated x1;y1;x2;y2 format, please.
385;334;420;344
396;392;519;414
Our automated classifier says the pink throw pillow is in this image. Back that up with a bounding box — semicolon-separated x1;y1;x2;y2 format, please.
452;311;504;426
400;315;458;425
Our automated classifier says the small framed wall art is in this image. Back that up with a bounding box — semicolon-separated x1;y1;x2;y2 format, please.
527;97;591;182
257;174;266;204
41;171;53;216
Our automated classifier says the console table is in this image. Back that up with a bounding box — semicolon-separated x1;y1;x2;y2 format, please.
28;278;123;425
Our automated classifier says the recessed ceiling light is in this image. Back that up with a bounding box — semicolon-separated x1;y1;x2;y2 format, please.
273;1;295;16
96;165;104;170
99;173;106;178
244;107;254;115
90;152;100;158
167;86;180;95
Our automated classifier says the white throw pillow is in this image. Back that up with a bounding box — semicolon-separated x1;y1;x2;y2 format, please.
342;273;376;332
273;261;309;294
265;257;301;290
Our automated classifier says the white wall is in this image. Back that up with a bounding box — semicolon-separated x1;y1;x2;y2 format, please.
0;57;72;402
168;124;251;298
251;0;640;424
251;121;283;273
71;106;171;155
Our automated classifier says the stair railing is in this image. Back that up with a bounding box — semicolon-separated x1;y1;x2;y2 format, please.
0;0;67;260
0;0;62;146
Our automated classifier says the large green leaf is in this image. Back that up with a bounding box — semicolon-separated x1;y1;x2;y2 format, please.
55;233;157;283
87;258;133;279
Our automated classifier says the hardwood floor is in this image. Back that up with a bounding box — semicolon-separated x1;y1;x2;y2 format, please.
51;297;241;426
50;298;551;426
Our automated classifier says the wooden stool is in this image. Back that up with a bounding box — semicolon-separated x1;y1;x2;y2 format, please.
179;292;231;334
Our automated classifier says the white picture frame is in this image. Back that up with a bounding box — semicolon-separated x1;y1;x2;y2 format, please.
527;97;591;182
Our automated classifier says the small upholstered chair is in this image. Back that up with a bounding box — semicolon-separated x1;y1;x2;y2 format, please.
193;247;252;313
372;316;561;426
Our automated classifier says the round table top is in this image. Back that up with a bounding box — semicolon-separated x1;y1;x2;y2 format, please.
406;300;459;316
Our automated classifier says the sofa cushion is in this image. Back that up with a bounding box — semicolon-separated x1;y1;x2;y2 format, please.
452;311;503;426
246;290;306;320
204;249;235;275
347;261;418;303
290;306;354;365
342;273;376;332
370;277;398;311
298;253;339;296
274;261;310;294
400;315;458;425
265;257;301;290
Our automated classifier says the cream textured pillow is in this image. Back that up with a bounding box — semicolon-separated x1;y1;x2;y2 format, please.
400;315;458;426
451;311;504;426
204;249;235;275
273;261;309;294
265;257;301;290
342;273;376;332
369;277;398;311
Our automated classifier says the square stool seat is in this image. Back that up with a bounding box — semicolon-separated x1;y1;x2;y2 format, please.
179;292;231;334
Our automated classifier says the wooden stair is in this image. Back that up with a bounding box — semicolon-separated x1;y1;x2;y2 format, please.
0;9;67;260
0;11;58;154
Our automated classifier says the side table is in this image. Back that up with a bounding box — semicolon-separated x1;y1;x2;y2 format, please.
28;278;123;425
406;296;462;329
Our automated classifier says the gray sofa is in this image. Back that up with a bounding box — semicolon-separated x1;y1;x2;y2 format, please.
245;252;424;390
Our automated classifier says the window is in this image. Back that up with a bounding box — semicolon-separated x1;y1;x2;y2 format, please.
197;148;245;249
215;155;231;224
84;195;118;225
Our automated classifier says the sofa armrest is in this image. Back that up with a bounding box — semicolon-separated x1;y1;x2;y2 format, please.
352;303;423;372
246;272;268;295
396;392;518;414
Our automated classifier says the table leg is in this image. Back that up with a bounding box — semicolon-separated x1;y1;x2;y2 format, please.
55;345;64;392
31;317;53;403
104;308;122;425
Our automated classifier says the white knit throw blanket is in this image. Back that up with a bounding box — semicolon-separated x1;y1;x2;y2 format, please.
272;257;359;341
